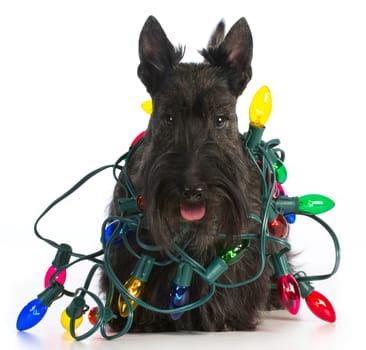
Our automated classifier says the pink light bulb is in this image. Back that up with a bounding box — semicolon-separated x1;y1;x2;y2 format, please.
44;244;71;288
277;274;301;315
44;266;66;288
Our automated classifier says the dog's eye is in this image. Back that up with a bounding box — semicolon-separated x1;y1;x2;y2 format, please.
216;116;227;128
166;115;174;125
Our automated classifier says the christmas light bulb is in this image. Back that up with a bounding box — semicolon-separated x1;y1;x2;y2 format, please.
268;213;289;238
273;182;285;199
44;267;66;288
169;263;193;320
61;309;83;331
118;255;154;318
305;290;336;323
275;194;335;215
284;213;296;224
277;274;301;315
249;85;272;128
88;306;100;326
118;277;145;317
298;279;336;323
44;244;72;288
16;298;48;331
220;240;250;265
60;296;85;331
298;194;335;215
141;100;153;115
268;207;289;238
272;253;301;315
169;284;190;320
245;86;272;149
16;283;64;331
130;131;146;147
102;220;123;245
264;149;287;184
273;160;287;184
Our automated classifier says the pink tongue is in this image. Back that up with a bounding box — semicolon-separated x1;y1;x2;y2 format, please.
180;203;206;221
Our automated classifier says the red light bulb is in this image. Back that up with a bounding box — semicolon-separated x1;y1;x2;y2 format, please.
268;213;289;238
305;290;336;323
131;131;146;147
137;194;145;211
88;306;100;325
277;274;301;315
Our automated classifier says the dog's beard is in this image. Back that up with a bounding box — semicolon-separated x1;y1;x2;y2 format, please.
140;148;259;255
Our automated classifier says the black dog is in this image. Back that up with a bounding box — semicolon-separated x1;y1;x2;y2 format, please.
100;15;281;332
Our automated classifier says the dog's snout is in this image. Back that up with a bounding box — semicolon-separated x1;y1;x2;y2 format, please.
182;186;204;201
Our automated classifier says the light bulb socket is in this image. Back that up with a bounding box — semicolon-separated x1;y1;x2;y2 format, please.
52;243;72;268
37;283;64;307
245;124;265;150
267;206;280;223
298;279;315;299
275;196;299;214
174;263;193;287
66;296;86;319
204;257;229;283
118;197;141;214
271;253;292;277
131;255;155;283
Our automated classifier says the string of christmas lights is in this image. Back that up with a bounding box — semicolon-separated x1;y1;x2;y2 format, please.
16;86;340;341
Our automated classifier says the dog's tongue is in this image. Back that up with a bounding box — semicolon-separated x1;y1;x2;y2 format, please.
180;203;206;221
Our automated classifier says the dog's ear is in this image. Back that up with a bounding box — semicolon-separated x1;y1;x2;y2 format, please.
201;17;253;96
137;16;184;95
207;19;226;49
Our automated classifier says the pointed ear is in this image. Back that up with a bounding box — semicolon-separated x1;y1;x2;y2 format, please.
207;19;226;49
137;16;184;95
200;17;253;96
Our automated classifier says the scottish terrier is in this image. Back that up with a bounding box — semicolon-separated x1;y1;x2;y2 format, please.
100;15;281;332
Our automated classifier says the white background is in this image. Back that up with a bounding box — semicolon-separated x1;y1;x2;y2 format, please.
1;1;365;349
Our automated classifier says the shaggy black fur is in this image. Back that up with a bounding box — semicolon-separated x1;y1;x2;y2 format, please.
100;16;281;332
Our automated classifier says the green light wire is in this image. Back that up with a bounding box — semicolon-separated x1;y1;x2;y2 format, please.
294;213;341;282
29;132;341;341
102;227;216;316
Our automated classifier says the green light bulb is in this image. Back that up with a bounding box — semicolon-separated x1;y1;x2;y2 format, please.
275;194;335;215
273;160;287;184
298;194;335;214
220;240;250;266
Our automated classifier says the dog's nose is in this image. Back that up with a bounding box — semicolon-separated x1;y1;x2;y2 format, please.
182;186;204;201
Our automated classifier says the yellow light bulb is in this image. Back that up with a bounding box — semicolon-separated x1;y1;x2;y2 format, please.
60;309;83;331
141;100;153;115
249;86;272;127
118;277;144;317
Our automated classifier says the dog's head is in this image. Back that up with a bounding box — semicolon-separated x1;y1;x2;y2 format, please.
134;16;261;250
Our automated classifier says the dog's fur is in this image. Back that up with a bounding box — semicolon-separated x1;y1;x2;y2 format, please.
100;16;281;332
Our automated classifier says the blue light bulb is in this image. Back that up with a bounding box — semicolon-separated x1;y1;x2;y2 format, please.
16;298;48;331
169;284;190;320
16;283;64;332
101;220;123;244
284;213;296;224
